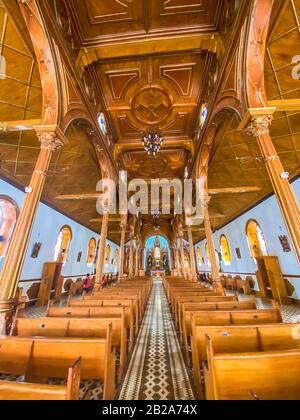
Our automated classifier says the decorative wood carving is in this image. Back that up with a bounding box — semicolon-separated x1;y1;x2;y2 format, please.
106;69;141;102
160;64;195;97
132;87;172;125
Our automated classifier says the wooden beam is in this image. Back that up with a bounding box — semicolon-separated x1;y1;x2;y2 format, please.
267;99;300;112
56;194;100;201
209;186;263;195
0;119;41;132
76;33;219;75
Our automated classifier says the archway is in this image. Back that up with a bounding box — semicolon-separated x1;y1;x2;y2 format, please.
246;219;268;260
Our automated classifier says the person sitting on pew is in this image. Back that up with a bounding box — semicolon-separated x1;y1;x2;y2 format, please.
83;273;93;294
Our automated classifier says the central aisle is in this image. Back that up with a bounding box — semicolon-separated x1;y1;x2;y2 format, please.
119;279;195;401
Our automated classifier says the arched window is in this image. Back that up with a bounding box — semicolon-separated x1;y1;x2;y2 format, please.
220;235;231;266
53;225;72;263
87;238;96;264
104;244;111;266
205;243;211;267
0;196;18;258
246;220;268;259
98;112;107;136
200;103;208;129
196;247;202;266
114;249;119;265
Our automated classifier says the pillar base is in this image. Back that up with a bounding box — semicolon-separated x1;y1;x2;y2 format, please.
0;300;16;335
93;284;101;293
213;281;225;294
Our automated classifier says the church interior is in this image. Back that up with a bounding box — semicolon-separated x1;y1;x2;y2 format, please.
0;0;300;401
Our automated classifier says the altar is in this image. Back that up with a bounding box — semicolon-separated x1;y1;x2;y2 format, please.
146;236;170;275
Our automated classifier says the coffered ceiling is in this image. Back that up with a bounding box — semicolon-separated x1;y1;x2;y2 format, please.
68;0;221;46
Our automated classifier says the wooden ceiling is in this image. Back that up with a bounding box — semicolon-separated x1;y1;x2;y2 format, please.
68;0;221;46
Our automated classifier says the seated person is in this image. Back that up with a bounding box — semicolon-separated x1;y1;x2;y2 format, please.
83;273;93;294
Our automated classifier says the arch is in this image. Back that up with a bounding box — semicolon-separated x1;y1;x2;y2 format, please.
104;244;111;265
87;237;96;264
0;196;19;258
246;219;268;259
53;225;72;263
245;0;274;108
220;234;231;266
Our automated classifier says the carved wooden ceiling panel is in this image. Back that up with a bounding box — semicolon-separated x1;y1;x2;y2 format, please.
67;0;221;45
95;52;205;143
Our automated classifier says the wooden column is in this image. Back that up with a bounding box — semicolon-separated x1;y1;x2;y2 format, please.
247;115;300;265
203;198;223;292
118;220;127;282
140;247;145;273
135;241;140;277
94;211;109;291
187;225;197;281
129;239;134;278
175;242;180;276
0;128;64;334
179;236;187;278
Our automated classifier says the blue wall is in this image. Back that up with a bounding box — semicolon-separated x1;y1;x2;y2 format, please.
0;179;120;288
194;178;300;300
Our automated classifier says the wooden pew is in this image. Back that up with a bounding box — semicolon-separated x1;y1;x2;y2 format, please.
62;302;135;350
179;300;257;346
0;358;81;400
87;292;143;320
175;295;238;329
0;330;116;400
191;322;300;398
182;308;282;355
205;336;300;400
12;316;126;383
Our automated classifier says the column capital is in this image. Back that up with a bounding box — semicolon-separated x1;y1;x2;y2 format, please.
246;115;273;137
203;196;211;209
36;131;64;152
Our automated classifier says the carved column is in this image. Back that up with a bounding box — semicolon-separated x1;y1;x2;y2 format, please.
247;115;300;264
187;225;197;281
94;211;109;291
203;197;223;291
0;129;64;334
118;220;127;282
129;239;134;278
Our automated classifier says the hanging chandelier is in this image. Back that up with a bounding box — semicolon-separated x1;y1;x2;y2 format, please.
141;132;164;156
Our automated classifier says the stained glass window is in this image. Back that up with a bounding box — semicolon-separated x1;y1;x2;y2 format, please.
98;113;107;136
200;104;208;129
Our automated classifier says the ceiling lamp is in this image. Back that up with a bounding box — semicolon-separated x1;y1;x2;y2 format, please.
141;132;164;156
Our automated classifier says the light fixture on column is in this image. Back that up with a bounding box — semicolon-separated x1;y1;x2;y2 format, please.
141;131;164;156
